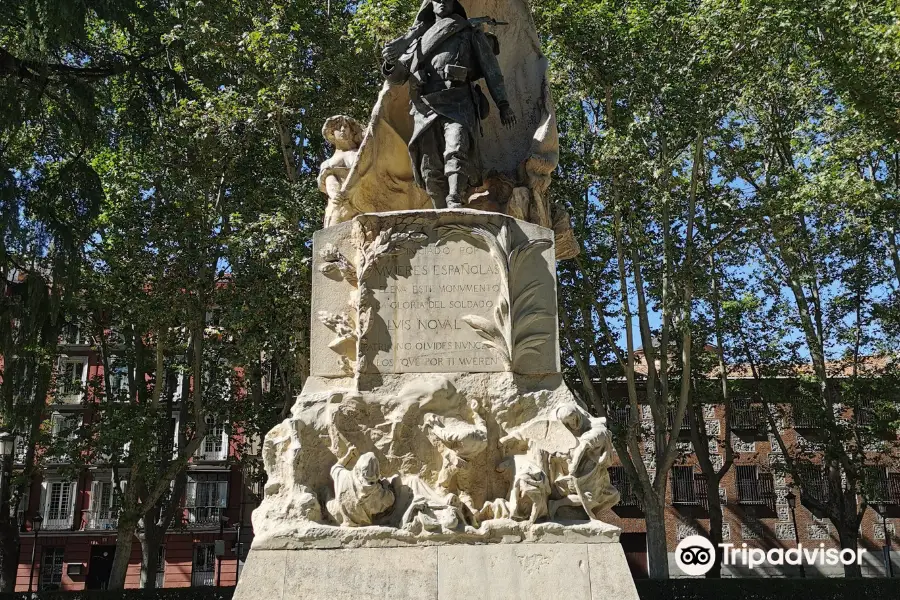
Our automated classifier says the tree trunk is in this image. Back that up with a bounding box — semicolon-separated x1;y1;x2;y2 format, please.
107;515;138;590
838;522;863;578
139;531;163;589
706;487;724;578
644;499;670;579
0;519;18;593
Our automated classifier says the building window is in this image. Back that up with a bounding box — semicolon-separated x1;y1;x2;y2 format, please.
15;488;30;528
731;396;765;430
195;416;228;461
56;357;88;403
866;467;900;505
186;473;228;525
49;413;80;463
40;547;64;591
42;480;75;530
671;466;700;506
87;480;121;530
192;544;216;586
61;323;86;345
736;465;774;505
797;463;830;503
609;466;642;508
666;408;692;432
107;362;131;400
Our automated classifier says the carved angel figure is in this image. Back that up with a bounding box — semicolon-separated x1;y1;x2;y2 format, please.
318;115;364;227
326;446;395;527
548;406;620;520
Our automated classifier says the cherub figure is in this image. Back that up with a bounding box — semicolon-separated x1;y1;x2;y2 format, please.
318;115;364;227
326;445;395;527
548;405;620;520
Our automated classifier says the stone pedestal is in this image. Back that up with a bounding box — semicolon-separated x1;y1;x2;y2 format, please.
235;543;638;600
234;209;638;599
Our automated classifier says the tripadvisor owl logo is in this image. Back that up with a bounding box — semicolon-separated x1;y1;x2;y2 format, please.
675;535;716;576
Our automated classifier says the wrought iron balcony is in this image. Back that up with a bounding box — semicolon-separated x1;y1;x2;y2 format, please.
85;509;119;531
187;506;226;526
736;469;775;507
609;466;642;508
731;404;766;430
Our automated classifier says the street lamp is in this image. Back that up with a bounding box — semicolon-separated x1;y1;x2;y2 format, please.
874;502;894;578
28;514;43;592
217;514;230;586
785;490;806;578
233;521;244;584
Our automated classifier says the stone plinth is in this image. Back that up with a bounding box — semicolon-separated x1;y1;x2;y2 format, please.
234;544;639;600
239;207;637;600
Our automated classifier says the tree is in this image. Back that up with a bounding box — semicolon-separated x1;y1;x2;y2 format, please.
80;0;377;588
538;0;751;578
712;24;900;570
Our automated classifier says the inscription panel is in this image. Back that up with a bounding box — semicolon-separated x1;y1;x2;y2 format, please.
364;237;506;372
310;211;560;376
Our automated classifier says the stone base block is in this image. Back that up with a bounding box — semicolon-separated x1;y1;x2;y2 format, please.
233;543;639;600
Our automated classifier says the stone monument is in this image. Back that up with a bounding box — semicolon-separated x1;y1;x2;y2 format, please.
232;2;639;599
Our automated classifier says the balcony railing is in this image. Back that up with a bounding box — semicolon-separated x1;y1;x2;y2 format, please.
187;506;225;526
191;571;214;587
85;510;119;531
194;446;227;461
732;405;766;430
736;472;775;507
42;515;74;531
792;403;826;429
869;471;900;505
798;466;832;504
667;408;692;433
671;471;708;509
607;407;632;429
609;466;642;508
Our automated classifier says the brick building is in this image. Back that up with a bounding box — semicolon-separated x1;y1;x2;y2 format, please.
594;366;900;579
9;325;261;591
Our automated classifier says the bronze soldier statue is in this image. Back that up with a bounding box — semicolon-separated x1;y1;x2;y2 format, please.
382;0;517;209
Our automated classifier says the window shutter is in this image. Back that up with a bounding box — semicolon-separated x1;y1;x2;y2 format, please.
88;481;99;512
185;479;197;508
77;359;87;384
50;413;64;439
16;488;30;527
66;481;76;522
216;481;228;508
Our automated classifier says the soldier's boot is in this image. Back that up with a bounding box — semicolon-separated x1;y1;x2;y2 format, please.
446;173;466;209
426;176;449;209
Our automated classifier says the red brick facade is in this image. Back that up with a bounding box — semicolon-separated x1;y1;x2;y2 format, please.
10;334;260;591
